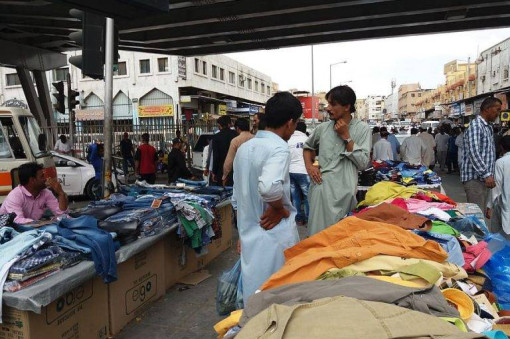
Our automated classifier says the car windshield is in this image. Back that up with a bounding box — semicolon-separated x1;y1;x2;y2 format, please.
18;116;50;158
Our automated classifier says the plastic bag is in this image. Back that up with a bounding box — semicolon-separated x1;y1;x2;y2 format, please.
216;259;242;315
483;244;510;309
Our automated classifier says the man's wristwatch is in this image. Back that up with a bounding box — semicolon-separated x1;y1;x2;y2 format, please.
343;137;352;145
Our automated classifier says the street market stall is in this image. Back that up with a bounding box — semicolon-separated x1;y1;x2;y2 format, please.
214;182;510;339
0;181;233;338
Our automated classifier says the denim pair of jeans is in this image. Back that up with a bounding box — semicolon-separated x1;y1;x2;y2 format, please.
57;216;117;283
289;173;310;223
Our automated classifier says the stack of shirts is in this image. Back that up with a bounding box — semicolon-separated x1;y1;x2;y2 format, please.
360;160;442;187
214;182;510;338
175;200;215;254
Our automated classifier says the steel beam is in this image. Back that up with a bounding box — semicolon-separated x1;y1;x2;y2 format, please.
0;40;67;70
33;70;57;148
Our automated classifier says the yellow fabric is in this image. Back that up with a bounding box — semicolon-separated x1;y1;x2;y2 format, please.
441;288;475;321
358;181;427;207
367;275;425;288
214;310;243;338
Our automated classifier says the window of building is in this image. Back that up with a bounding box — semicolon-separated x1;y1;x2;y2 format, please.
261;82;265;93
202;61;207;75
194;58;200;73
6;74;20;86
238;74;244;87
418;93;422;97
53;68;69;82
504;67;509;79
157;58;169;72
212;65;218;79
220;68;225;81
139;59;151;74
411;93;415;97
247;78;252;89
267;85;270;95
255;80;259;91
229;71;235;84
114;61;127;76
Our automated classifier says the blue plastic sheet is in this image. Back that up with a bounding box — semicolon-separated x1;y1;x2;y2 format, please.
483;240;510;309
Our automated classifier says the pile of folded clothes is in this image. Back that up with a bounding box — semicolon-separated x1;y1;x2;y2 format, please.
214;181;510;339
359;160;442;187
0;182;232;299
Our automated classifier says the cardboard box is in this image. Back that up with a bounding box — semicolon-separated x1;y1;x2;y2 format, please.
108;240;165;335
164;204;233;290
0;277;109;339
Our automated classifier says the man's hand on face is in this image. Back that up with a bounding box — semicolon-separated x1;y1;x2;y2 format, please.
46;177;64;194
334;119;350;140
260;205;290;230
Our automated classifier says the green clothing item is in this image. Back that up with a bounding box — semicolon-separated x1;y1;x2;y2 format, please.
304;118;371;235
177;202;213;249
316;268;365;280
431;221;461;237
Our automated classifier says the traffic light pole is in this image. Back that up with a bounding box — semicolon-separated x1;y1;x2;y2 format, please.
67;73;75;157
103;16;114;198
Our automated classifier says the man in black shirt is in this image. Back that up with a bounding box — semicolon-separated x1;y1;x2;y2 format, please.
167;138;192;183
120;132;135;175
212;115;238;186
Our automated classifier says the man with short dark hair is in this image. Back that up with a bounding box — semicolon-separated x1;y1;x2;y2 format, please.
0;162;68;224
135;133;158;184
419;127;436;169
120;132;135;175
232;92;301;301
372;130;393;161
381;126;400;161
462;97;502;212
167;138;192;184
54;134;71;155
222;118;254;185
304;85;371;235
401;128;427;165
288;121;310;226
211;115;238;186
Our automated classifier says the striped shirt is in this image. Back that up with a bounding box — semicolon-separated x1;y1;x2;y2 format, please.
461;115;496;182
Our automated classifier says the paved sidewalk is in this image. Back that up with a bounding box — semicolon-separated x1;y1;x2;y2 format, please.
117;172;467;338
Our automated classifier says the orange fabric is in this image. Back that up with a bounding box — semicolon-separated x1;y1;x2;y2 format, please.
430;192;457;206
260;216;448;291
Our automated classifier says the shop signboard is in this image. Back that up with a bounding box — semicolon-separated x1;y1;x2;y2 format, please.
450;104;461;116
138;105;174;117
219;104;227;115
75;108;104;121
180;95;191;103
177;56;186;79
249;105;259;114
465;103;474;116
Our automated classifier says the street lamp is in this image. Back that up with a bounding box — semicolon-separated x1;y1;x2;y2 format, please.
329;60;347;89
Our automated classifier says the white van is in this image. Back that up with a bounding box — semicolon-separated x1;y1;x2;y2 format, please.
421;120;440;131
0;107;56;202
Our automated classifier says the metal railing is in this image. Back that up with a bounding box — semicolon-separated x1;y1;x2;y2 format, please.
45;119;217;159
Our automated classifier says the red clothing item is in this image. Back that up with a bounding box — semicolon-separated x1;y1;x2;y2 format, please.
136;143;157;174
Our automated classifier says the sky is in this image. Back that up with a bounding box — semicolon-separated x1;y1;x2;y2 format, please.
226;27;510;98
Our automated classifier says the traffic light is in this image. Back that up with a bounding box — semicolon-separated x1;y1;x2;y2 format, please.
68;88;80;112
52;81;65;114
68;9;105;80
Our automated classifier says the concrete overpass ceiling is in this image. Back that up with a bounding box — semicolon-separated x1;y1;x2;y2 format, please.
0;0;510;56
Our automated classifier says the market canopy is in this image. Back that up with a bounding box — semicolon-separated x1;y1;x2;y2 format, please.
1;0;510;60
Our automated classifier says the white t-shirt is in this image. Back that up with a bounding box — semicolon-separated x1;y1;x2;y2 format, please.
54;140;71;153
373;139;393;161
288;130;308;174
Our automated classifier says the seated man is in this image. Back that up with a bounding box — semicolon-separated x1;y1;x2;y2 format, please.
0;162;68;224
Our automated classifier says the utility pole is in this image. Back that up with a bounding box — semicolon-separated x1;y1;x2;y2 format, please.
311;45;315;128
103;17;114;198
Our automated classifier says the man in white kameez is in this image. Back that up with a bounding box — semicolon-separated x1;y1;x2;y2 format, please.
232;92;301;301
401;128;427;165
488;135;510;239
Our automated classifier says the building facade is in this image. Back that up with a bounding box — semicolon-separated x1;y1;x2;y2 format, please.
364;95;385;122
0;51;272;127
398;83;434;122
355;98;367;121
383;92;399;122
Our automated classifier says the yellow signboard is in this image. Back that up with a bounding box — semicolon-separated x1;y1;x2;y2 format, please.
219;104;227;116
138;105;174;117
